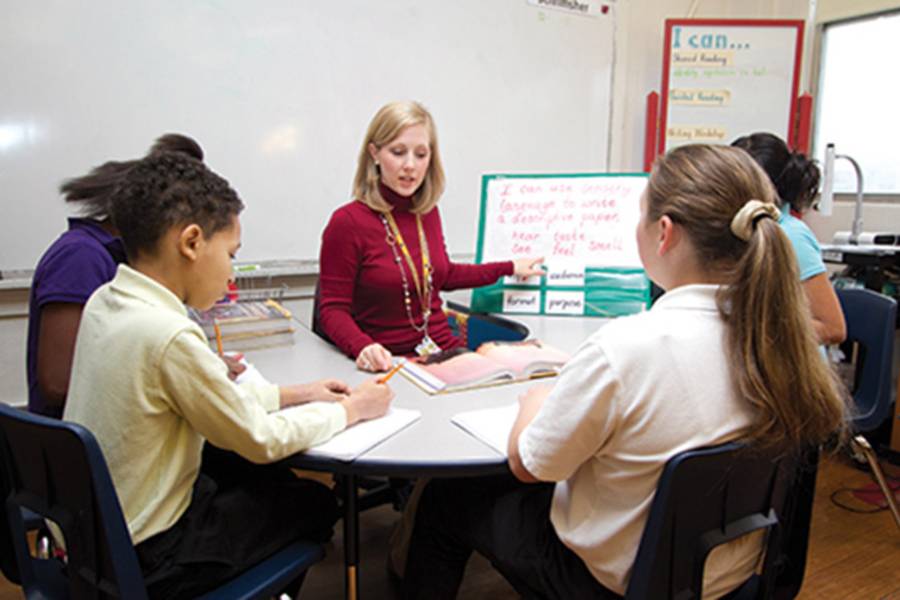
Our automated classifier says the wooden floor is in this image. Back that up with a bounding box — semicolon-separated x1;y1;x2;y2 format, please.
0;454;897;599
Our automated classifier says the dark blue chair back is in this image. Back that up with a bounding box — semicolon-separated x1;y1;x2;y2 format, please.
445;301;529;350
836;288;897;432
625;442;810;600
0;404;323;599
311;281;333;345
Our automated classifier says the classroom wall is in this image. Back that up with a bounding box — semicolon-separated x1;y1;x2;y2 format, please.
817;0;900;23
609;0;900;245
3;0;899;407
607;0;809;171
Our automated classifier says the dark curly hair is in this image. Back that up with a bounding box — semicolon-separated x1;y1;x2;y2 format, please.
731;132;821;212
59;133;205;220
110;151;244;259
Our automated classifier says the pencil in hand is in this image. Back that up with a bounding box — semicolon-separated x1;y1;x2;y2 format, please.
213;319;224;356
377;359;406;384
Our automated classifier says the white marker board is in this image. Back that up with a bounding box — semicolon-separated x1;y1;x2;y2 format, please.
0;0;617;272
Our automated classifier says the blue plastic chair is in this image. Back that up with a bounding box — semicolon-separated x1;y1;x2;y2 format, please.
835;287;897;433
0;403;324;599
625;442;813;600
836;288;900;528
445;301;529;350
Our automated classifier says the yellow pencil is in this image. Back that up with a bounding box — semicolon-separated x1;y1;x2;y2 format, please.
377;360;405;384
213;320;224;356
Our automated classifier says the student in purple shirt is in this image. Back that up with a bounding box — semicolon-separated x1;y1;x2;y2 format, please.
27;134;204;418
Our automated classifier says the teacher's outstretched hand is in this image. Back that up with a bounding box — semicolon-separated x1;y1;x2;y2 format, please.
513;257;545;278
357;342;394;373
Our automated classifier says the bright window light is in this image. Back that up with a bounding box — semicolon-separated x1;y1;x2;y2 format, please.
814;11;900;193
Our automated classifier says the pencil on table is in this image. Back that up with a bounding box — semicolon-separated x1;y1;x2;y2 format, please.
213;320;224;356
378;360;406;384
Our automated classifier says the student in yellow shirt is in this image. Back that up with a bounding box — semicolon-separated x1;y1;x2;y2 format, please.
64;150;393;599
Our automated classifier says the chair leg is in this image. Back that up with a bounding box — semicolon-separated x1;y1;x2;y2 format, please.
851;435;900;530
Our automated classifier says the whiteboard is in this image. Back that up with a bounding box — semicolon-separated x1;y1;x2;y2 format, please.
0;0;615;272
471;173;650;317
659;19;803;153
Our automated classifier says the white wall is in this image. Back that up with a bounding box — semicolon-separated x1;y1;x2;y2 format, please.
818;0;900;22
4;0;900;408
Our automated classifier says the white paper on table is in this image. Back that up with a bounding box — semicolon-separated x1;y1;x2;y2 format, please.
451;403;519;457
304;407;421;461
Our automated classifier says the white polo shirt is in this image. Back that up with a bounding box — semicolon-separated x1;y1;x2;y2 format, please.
65;265;347;544
519;284;761;599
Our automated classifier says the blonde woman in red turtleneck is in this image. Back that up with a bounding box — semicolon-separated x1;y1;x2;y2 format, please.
318;101;543;372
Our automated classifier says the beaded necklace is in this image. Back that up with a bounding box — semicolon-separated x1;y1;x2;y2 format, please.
380;212;434;341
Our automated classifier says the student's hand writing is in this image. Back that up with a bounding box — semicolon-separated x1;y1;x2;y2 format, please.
356;343;393;373
340;378;393;426
279;379;352;408
221;353;246;381
512;257;545;279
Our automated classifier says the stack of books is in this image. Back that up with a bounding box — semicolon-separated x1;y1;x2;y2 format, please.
188;299;295;352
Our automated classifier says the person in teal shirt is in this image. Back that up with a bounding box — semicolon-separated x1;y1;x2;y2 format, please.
733;133;846;344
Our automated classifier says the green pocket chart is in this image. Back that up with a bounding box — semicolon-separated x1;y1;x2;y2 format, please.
471;173;651;317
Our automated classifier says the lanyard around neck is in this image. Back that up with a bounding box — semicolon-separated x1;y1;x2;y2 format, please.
383;211;432;308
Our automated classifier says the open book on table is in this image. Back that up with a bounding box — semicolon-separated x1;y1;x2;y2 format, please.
400;339;570;395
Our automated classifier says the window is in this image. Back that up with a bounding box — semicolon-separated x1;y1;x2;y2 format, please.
814;11;900;194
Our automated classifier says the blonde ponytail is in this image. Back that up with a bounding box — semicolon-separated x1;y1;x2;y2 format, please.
646;145;848;450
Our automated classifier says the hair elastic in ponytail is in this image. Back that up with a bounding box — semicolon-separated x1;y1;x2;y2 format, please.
730;199;781;241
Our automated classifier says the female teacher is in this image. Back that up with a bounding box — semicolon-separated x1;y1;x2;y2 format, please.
318;100;543;372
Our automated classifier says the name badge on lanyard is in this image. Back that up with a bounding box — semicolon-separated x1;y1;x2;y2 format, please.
415;334;439;357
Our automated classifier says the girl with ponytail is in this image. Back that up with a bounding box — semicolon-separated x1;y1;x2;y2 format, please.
402;144;848;600
27;134;205;418
732;132;846;344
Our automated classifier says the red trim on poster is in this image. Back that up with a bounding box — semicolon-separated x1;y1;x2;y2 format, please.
644;91;659;172
795;93;813;155
787;24;805;148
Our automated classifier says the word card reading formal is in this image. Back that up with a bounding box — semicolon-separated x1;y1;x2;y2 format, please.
472;173;650;317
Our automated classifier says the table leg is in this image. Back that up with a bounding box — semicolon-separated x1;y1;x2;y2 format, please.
341;473;360;600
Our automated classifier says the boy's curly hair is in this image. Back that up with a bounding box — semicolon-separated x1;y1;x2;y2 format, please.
110;151;244;259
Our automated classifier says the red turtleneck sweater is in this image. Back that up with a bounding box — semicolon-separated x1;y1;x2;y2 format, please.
318;185;514;358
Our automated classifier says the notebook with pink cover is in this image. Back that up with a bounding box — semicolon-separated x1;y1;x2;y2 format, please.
400;339;570;394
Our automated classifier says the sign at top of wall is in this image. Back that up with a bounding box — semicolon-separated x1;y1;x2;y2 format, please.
660;19;804;153
526;0;608;19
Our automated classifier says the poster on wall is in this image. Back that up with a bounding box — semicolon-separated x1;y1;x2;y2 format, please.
659;19;804;153
471;173;651;317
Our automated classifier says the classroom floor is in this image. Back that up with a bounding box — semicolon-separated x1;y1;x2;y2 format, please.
0;453;897;599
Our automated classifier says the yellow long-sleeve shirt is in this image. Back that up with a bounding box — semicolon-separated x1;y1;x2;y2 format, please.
65;265;346;544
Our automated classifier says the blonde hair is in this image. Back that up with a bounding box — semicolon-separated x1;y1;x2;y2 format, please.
646;144;848;450
352;100;446;214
